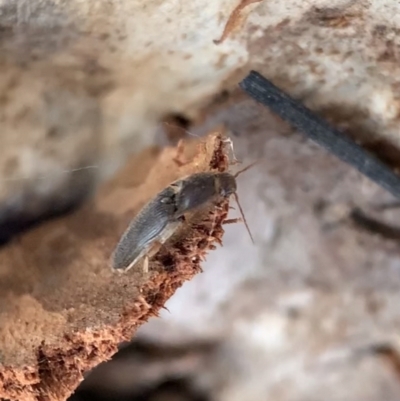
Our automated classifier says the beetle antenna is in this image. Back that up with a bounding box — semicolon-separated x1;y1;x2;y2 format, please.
233;160;259;178
233;192;254;244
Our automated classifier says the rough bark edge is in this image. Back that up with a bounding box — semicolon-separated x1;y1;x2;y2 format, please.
0;133;230;401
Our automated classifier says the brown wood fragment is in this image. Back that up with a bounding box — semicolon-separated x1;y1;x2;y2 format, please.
0;130;231;401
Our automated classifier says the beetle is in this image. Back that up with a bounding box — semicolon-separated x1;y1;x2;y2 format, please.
111;158;255;273
111;185;183;272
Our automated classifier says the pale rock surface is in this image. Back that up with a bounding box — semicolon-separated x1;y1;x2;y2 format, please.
0;0;253;232
247;0;400;148
3;0;400;400
3;0;400;233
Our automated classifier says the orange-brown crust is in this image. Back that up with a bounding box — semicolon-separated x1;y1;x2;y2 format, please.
0;130;231;401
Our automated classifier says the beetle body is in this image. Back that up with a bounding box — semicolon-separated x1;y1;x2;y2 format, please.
111;171;246;273
111;186;180;271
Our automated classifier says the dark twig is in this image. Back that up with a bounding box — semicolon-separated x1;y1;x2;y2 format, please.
239;71;400;199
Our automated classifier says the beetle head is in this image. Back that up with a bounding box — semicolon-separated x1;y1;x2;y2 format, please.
217;172;237;197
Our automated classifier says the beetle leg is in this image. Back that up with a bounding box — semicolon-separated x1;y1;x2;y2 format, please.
223;218;242;225
140;240;164;273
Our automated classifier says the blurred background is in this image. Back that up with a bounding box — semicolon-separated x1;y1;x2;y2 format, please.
3;0;400;400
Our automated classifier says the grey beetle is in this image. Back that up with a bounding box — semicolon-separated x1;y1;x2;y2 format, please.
111;186;182;272
111;164;256;273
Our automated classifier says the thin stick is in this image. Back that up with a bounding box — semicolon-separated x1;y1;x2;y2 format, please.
239;70;400;200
